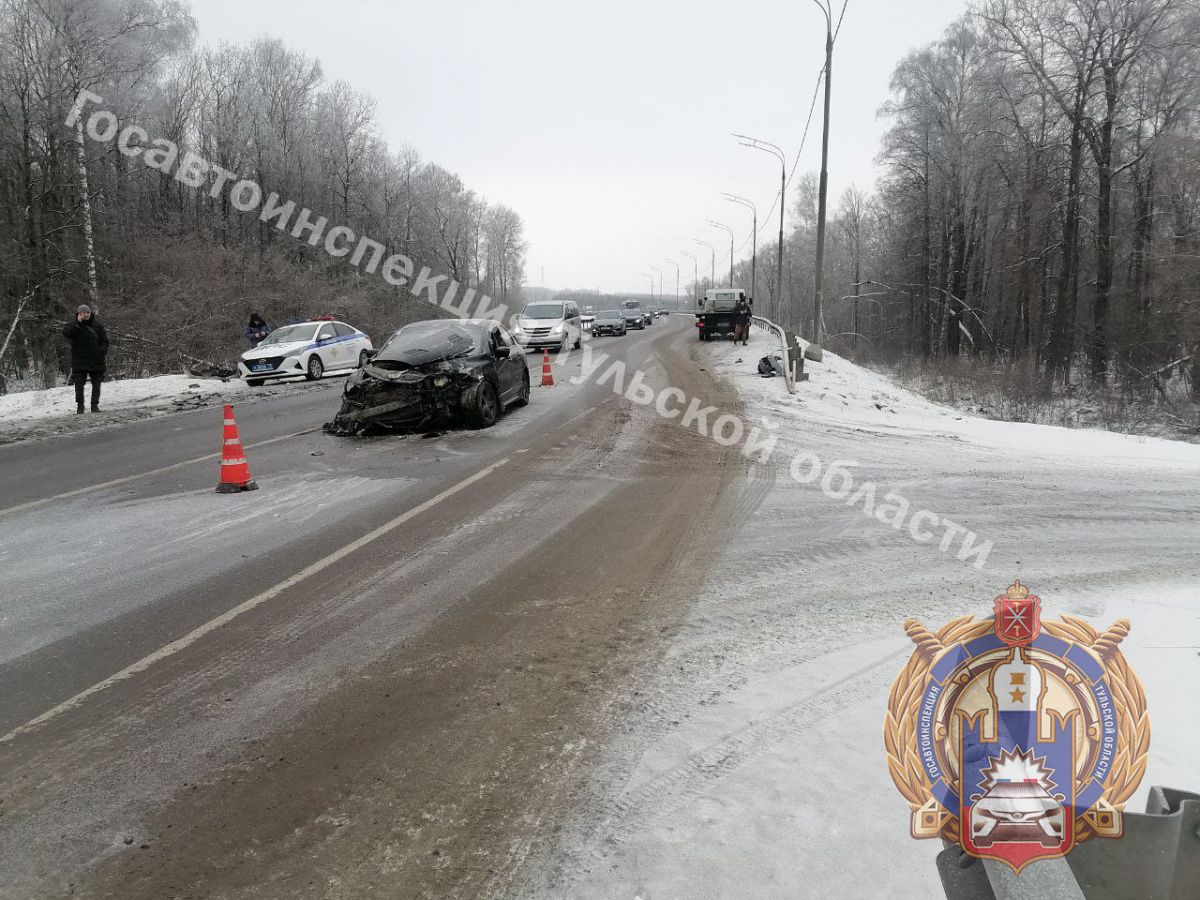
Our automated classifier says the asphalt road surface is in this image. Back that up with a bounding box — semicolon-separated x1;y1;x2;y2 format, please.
4;317;1199;900
0;317;751;899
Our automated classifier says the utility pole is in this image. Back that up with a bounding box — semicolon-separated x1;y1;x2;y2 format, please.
723;193;756;303
812;0;837;347
643;273;654;305
734;134;786;326
680;249;699;305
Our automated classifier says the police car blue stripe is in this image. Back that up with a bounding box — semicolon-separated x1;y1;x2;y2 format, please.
299;334;363;353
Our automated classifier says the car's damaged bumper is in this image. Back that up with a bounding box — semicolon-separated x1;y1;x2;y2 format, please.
324;363;481;435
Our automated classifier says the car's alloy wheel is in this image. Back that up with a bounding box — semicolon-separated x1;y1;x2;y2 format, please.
512;369;530;407
468;380;500;428
358;350;370;368
306;355;324;380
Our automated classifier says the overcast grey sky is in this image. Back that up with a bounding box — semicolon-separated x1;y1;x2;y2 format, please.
189;0;968;295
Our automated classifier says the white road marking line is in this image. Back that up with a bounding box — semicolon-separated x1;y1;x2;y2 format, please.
559;406;598;429
0;428;318;518
0;456;511;745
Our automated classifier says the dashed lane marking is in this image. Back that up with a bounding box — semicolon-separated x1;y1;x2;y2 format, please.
0;456;511;745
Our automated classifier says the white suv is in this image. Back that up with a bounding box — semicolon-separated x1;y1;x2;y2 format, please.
512;301;583;352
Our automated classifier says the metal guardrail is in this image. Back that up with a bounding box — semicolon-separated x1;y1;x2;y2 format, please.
751;315;799;394
936;786;1200;900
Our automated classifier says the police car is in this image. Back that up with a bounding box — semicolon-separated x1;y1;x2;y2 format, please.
238;317;374;385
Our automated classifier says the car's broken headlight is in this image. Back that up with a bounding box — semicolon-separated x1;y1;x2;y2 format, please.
432;375;450;387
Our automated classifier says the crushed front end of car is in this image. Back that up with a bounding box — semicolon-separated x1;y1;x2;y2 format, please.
324;359;485;435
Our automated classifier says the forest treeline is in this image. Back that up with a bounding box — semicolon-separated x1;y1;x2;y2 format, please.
0;0;527;386
729;0;1199;403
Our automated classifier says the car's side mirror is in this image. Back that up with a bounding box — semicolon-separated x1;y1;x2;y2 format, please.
494;346;511;358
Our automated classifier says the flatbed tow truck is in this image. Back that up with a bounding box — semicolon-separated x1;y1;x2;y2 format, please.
695;288;748;341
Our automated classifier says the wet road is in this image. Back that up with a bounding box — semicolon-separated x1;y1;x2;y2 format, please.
0;316;753;899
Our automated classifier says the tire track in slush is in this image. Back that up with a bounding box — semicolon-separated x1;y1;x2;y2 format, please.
589;648;907;853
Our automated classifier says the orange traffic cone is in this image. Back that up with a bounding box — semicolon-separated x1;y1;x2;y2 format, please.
540;348;555;387
215;404;259;493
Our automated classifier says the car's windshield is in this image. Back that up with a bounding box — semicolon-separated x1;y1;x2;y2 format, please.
259;323;319;345
598;310;622;319
378;322;481;362
521;304;565;320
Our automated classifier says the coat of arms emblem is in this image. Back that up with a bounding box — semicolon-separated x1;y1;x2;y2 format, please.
883;582;1150;873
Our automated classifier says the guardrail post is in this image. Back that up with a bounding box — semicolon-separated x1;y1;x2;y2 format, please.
784;331;808;383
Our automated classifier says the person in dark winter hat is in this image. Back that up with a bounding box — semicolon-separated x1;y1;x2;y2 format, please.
244;313;273;348
62;304;109;413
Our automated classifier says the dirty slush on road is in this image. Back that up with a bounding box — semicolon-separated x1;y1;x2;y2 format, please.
73;338;749;899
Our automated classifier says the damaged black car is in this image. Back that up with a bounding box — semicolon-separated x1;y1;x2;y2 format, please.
325;319;530;435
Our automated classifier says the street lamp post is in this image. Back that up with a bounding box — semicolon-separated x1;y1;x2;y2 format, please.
680;249;699;305
642;273;654;305
649;264;663;307
664;259;679;309
734;134;787;327
723;193;757;306
708;221;735;288
693;239;715;294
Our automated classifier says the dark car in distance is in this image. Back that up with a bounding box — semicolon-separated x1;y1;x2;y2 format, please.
622;308;646;330
592;309;628;336
325;319;529;434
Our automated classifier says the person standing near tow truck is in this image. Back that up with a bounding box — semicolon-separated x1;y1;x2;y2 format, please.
732;296;753;346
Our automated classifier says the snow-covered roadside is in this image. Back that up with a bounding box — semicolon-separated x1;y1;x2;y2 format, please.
518;339;1200;900
1;375;252;421
746;339;1200;469
0;373;340;445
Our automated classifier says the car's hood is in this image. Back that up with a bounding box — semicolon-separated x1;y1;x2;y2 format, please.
517;317;564;329
242;340;310;360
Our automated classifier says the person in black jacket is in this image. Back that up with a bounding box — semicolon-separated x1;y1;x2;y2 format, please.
244;313;273;348
732;297;753;345
62;304;109;413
